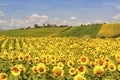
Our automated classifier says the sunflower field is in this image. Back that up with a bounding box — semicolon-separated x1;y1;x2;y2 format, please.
0;37;120;80
97;23;120;38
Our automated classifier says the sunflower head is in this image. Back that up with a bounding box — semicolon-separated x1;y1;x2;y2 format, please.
97;59;105;67
11;66;21;76
74;74;86;80
34;57;39;63
117;65;120;71
18;55;24;61
80;55;89;65
77;65;87;74
67;60;74;67
36;63;46;74
69;67;76;75
108;63;116;72
32;66;37;73
57;62;64;69
116;59;120;64
0;73;8;80
93;66;104;77
50;60;56;65
53;66;64;77
90;61;96;68
20;66;26;74
8;56;13;62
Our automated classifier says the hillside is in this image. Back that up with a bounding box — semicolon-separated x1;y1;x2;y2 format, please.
0;27;66;37
56;24;102;38
97;23;120;38
0;24;102;38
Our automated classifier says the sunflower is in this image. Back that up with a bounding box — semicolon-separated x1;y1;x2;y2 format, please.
20;66;26;74
99;54;104;60
77;59;81;65
69;67;76;75
93;66;104;77
108;63;116;72
46;61;50;65
27;58;33;63
77;65;87;74
25;54;30;60
0;73;8;80
74;74;86;80
60;57;66;64
3;53;9;58
117;65;120;71
32;66;37;73
53;66;64;77
15;64;26;74
36;63;46;74
14;56;18;61
34;57;40;63
50;60;56;65
67;60;74;67
18;55;24;61
8;56;13;62
116;59;120;64
51;55;56;59
97;59;105;67
104;56;110;63
90;61;96;68
115;53;120;60
11;66;21;76
57;62;64;69
80;55;89;65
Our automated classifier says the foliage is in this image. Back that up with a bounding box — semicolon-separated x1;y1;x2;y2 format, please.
0;24;102;38
0;37;120;80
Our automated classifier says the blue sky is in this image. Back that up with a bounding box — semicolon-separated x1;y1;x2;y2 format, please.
0;0;120;29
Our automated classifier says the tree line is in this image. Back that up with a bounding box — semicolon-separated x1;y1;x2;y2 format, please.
20;24;69;30
19;23;104;30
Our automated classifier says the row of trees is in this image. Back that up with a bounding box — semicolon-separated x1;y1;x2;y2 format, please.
20;24;69;30
34;24;69;28
20;23;103;30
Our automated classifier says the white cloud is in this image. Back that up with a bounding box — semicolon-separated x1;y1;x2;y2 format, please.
70;16;77;20
28;14;48;23
0;13;94;29
0;20;7;24
0;14;49;29
112;13;120;19
61;20;68;25
0;19;25;29
0;11;5;17
8;18;24;27
84;22;90;25
94;20;102;23
50;18;61;25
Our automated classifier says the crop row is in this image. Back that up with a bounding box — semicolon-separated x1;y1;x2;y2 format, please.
0;37;120;80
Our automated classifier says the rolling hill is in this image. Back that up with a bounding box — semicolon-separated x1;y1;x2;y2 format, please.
97;23;120;38
0;24;102;38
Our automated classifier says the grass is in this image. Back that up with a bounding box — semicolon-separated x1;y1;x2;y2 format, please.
56;27;82;37
0;27;66;37
0;24;102;38
71;24;102;38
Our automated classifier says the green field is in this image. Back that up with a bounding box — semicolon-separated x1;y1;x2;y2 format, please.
0;23;120;38
0;24;102;38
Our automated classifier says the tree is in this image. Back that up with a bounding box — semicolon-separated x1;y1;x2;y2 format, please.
34;24;39;28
